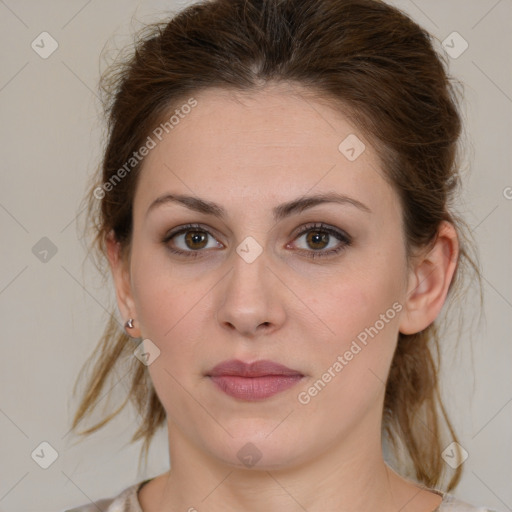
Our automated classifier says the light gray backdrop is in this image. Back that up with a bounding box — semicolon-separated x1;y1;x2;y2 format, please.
0;1;511;511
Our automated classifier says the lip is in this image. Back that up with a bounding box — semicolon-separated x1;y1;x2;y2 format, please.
208;359;303;378
207;359;304;401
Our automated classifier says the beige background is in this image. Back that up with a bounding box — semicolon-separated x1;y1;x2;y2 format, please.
0;1;510;511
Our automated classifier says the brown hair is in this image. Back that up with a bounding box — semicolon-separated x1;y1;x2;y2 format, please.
72;0;482;491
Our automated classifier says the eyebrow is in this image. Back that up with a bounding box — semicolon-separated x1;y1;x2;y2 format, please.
145;191;372;222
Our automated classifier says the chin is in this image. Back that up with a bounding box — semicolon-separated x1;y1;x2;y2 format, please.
208;430;308;471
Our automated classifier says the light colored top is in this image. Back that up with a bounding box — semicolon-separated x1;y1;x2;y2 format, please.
64;479;499;512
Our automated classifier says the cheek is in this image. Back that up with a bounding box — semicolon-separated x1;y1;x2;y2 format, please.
304;247;406;379
130;257;209;415
129;245;218;371
129;244;189;340
133;274;205;345
296;281;402;423
308;263;403;342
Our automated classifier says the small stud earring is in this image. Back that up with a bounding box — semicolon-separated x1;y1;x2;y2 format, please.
124;318;141;343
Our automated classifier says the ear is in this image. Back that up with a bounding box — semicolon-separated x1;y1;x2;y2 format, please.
399;221;459;335
106;230;142;338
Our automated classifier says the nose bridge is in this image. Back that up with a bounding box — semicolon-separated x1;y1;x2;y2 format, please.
229;235;271;300
216;235;284;334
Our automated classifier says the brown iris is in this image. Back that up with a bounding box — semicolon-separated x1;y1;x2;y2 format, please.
306;230;329;250
185;230;208;250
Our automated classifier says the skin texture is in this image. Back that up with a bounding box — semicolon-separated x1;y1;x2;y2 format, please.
106;82;458;512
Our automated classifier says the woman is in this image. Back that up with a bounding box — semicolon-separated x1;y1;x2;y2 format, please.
66;0;496;511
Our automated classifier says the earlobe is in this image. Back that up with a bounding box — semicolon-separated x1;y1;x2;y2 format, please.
399;221;459;335
106;230;141;337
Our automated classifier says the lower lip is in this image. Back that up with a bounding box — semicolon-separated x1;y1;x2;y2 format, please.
209;374;303;400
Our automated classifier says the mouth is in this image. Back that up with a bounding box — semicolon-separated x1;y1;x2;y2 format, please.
206;359;305;401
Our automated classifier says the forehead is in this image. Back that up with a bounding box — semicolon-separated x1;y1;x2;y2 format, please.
133;83;397;222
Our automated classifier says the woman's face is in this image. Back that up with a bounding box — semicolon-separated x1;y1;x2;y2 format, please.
120;83;412;469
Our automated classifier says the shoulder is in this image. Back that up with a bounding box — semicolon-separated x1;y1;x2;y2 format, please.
438;491;500;512
63;479;150;512
63;482;500;512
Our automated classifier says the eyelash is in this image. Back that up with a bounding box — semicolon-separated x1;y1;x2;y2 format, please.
161;222;352;260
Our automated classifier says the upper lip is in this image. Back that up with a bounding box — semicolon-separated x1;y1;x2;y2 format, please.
207;359;303;377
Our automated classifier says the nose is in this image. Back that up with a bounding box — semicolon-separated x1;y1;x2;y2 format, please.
216;247;286;339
